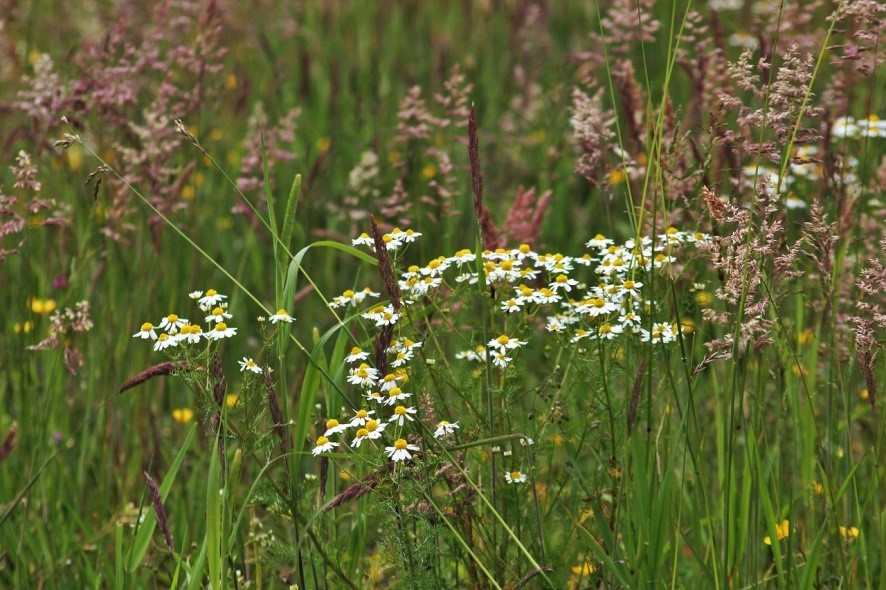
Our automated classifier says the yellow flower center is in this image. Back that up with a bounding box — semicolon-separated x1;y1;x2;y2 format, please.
141;322;153;331
496;335;510;346
356;428;369;438
215;323;228;332
623;280;634;289
394;406;406;415
599;324;612;334
394;439;408;450
325;419;339;429
510;471;522;480
276;308;287;315
316;436;329;445
342;289;355;298
212;308;223;317
166;314;178;322
206;289;217;297
366;420;379;432
356;409;368;419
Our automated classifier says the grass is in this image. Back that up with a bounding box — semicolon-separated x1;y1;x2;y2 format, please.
1;1;883;588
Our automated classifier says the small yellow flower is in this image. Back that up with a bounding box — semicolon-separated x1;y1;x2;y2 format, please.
181;185;197;201
225;73;238;90
695;291;713;308
30;298;57;315
859;388;869;401
210;128;224;141
797;329;814;345
763;519;790;545
571;562;596;576
811;481;824;495
172;408;194;424
528;129;546;145
14;321;34;334
607;169;626;186
225;394;240;409
421;163;437;180
316;137;331;153
838;525;859;540
551;433;564;448
66;145;83;171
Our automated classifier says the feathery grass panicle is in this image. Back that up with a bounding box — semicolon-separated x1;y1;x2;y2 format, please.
143;471;174;552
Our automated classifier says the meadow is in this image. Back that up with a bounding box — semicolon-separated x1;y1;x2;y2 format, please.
0;1;884;588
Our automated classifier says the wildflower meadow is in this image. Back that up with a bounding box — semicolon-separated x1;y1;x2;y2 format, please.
1;1;884;588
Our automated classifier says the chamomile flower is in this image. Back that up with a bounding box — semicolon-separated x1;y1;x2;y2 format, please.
351;232;375;247
350;428;372;447
206;322;237;340
595;323;623;340
133;322;158;340
238;357;263;374
390;349;414;368
363;419;385;439
176;323;204;343
198;289;227;310
389;405;417;426
384;387;412;405
433;420;460;438
153;333;178;352
504;471;527;484
570;328;591;344
269;308;294;324
640;322;676;344
158;314;187;334
362;305;400;327
188;291;203;300
323;418;349;437
385;438;420;462
349;408;375;427
456;345;487;362
492;352;513;368
489;335;527;353
347;363;379;388
345;347;370;363
616;279;642;299
449;248;475;266
205;306;232;324
550;274;579;292
586;234;614;249
501;298;523;313
311;436;338;456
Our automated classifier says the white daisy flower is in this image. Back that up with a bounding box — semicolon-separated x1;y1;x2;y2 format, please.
269;308;294;324
158;314;188;334
433;421;459;439
345;347;370;364
504;471;527;484
385;438;420;463
153;333;178;352
311;436;338;456
383;387;412;406
206;322;237;340
239;357;263;374
133;322;158;340
323;418;349;437
205;306;232;324
198;289;227;310
348;408;375;428
389;405;417;426
347;363;379;388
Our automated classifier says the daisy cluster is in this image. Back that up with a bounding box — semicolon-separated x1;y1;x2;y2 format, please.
350;227;710;362
311;337;459;462
132;289;294;373
831;115;886;139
